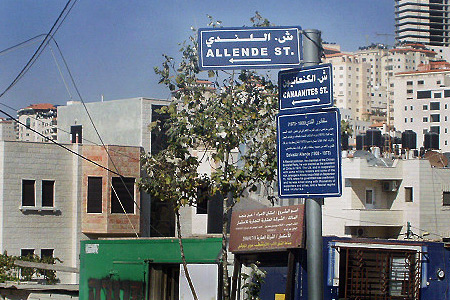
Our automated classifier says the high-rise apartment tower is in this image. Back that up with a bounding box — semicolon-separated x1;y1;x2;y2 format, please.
395;0;450;46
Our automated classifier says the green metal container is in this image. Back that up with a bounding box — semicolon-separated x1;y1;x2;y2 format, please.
79;237;222;300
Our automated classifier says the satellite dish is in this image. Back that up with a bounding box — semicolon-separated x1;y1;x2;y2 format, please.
424;151;448;168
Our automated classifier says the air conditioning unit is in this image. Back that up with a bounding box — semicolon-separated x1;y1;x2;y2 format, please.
382;180;398;192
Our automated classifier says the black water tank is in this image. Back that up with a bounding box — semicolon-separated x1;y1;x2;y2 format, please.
424;132;439;150
341;133;349;150
356;134;365;150
402;130;417;149
365;129;382;148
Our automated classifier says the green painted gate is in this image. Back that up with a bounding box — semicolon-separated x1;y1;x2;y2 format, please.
79;237;222;300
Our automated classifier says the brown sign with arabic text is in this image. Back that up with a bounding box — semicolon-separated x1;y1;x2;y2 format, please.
229;205;305;253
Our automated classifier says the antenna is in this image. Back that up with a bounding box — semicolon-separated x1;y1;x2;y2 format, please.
375;32;395;46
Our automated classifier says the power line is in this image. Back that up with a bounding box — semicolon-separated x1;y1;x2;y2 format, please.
323;213;445;239
0;108;122;177
0;34;139;163
0;1;165;237
0;107;162;237
0;0;76;99
50;36;160;237
0;34;47;57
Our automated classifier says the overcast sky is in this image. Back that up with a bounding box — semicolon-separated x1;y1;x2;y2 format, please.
0;0;395;113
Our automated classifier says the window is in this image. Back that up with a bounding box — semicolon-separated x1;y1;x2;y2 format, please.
337;247;421;299
42;180;54;207
430;102;440;110
423;117;428;122
418;80;424;85
365;189;373;205
434;92;442;98
21;249;34;257
87;177;102;213
41;249;54;259
196;186;208;214
430;126;440;134
431;114;440;122
405;187;413;202
407;89;413;94
22;180;35;207
417;90;431;99
443;191;450;206
111;177;135;214
445;90;450;98
407;81;413;86
423;104;428;110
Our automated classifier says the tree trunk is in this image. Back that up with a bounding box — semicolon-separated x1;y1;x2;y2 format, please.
221;192;231;300
176;209;198;300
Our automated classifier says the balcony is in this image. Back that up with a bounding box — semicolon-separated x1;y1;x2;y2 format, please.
343;209;404;227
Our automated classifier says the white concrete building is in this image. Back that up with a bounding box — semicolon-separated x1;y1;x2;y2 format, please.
0;140;144;286
0;141;82;284
57;97;170;153
325;53;371;121
0;118;17;141
355;45;389;89
393;63;450;151
323;153;450;240
17;103;57;142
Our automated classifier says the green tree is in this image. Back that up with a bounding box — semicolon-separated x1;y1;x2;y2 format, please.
140;13;278;300
340;120;353;137
241;262;267;300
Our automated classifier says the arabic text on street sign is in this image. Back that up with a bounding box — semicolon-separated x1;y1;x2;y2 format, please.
198;27;302;70
277;109;342;198
278;64;333;112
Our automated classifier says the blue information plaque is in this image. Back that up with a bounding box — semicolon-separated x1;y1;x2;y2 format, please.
277;109;342;198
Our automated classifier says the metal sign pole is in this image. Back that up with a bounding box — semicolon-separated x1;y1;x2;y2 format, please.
303;29;324;300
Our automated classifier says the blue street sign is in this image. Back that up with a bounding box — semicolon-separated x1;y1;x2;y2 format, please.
277;109;342;198
278;64;333;113
198;27;302;70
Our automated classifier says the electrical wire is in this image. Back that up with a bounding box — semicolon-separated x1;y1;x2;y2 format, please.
0;34;47;57
39;33;166;237
323;213;446;239
0;0;161;235
48;44;73;100
0;106;163;237
111;184;139;238
0;108;123;177
0;33;140;161
0;0;76;99
53;38;158;237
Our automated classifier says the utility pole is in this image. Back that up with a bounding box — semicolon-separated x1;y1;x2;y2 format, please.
302;29;324;300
